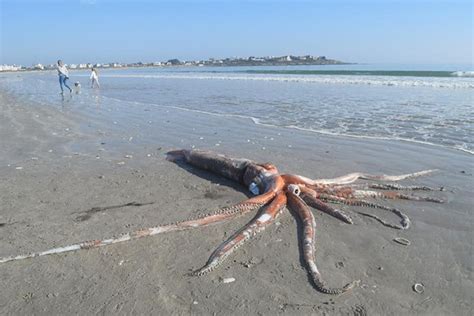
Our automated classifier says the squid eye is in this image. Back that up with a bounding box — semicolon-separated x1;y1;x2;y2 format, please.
248;182;260;195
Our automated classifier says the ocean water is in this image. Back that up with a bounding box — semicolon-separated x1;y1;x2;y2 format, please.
0;64;472;154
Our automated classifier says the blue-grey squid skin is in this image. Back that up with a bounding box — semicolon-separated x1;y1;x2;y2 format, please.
166;149;280;195
0;149;443;295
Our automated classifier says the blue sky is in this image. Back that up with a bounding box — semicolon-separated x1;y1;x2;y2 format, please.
0;0;472;65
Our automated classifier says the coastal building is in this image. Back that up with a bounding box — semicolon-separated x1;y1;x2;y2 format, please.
0;64;22;71
0;54;343;73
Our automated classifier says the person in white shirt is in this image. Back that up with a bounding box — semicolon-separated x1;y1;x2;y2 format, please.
90;68;100;88
57;60;72;94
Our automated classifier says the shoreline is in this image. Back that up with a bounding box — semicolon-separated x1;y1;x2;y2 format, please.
0;89;472;314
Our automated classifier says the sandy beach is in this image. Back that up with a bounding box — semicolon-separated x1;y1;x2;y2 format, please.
0;89;473;315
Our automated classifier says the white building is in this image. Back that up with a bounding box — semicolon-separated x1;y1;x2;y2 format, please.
0;64;22;72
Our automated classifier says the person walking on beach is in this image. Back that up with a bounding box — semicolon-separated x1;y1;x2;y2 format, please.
57;60;72;94
90;68;100;88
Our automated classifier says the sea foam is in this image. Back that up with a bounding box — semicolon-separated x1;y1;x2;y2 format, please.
98;73;474;89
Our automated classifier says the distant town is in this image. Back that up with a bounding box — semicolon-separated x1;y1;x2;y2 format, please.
0;55;348;72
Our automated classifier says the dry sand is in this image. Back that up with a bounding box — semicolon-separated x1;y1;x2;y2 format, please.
0;91;473;315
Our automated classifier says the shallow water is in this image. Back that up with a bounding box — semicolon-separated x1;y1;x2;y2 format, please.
0;65;472;154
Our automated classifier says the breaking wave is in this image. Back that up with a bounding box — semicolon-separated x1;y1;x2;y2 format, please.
451;71;474;77
98;73;474;89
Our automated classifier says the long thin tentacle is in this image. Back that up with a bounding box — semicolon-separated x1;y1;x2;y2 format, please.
365;183;444;191
0;193;275;264
337;183;443;192
299;186;353;224
352;190;444;203
317;194;410;230
287;169;436;186
309;184;444;204
352;200;411;230
192;192;287;276
286;186;359;295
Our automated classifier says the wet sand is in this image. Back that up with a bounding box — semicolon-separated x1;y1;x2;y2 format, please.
0;91;472;315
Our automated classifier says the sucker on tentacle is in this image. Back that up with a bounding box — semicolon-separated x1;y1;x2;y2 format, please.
0;200;266;264
192;192;287;276
299;185;353;224
0;149;444;296
365;183;444;191
317;193;411;230
352;189;444;203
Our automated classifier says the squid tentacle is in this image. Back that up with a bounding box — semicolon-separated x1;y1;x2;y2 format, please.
291;169;437;186
338;183;443;191
365;183;444;191
350;200;411;230
287;186;359;295
352;190;444;203
182;190;276;225
317;194;410;230
192;193;287;276
299;186;353;224
0;193;275;264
